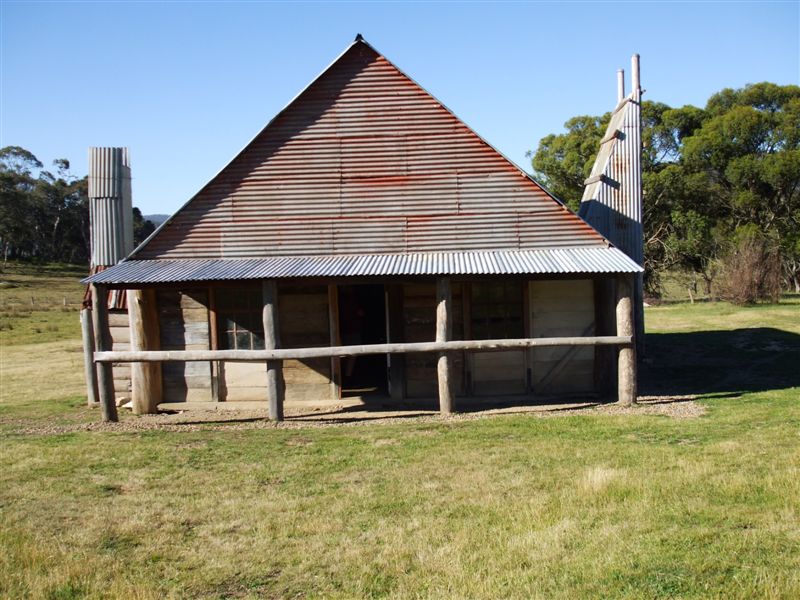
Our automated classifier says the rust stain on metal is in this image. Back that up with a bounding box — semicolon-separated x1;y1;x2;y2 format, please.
135;39;609;262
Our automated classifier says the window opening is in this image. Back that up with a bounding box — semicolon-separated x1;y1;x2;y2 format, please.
216;288;265;350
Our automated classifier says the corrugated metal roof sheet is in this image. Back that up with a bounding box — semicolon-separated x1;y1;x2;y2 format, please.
84;248;642;285
132;38;609;261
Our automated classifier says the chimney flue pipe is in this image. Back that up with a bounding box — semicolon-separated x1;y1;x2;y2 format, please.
88;147;134;268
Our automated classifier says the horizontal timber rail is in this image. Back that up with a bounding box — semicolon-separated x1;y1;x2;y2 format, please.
95;336;632;364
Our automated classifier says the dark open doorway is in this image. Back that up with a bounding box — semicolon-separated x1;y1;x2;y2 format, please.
338;284;388;397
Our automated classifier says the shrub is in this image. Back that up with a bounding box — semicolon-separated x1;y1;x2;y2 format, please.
715;233;781;305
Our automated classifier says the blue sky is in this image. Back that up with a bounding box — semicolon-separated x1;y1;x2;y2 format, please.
2;1;798;215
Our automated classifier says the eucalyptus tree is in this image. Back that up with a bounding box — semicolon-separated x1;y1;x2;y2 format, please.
529;83;800;296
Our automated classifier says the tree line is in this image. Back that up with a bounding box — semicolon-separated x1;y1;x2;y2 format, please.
0;146;155;266
530;82;800;301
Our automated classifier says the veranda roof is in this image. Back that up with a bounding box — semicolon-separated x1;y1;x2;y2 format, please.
84;247;641;285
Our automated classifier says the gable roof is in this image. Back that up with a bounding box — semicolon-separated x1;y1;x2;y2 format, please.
133;37;609;260
87;37;641;284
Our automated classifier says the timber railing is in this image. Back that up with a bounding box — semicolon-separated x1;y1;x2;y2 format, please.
94;335;632;363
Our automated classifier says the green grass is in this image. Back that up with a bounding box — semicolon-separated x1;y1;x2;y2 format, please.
1;264;799;598
645;295;800;333
0;262;87;346
657;270;713;303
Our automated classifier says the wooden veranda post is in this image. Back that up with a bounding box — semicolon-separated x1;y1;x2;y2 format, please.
90;283;118;422
128;289;163;414
616;274;637;406
80;308;99;406
262;280;284;421
436;277;454;414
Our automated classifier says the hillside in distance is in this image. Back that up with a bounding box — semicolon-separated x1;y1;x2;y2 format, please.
143;214;169;227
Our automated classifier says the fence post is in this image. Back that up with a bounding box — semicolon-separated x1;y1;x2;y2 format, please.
91;284;118;422
80;308;99;406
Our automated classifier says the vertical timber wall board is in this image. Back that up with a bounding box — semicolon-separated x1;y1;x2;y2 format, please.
279;284;331;402
157;290;213;402
469;281;526;397
529;280;595;394
471;351;526;396
403;283;464;399
221;284;332;403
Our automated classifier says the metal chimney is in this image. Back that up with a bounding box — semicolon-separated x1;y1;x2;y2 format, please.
578;54;645;352
88;147;134;268
631;54;641;99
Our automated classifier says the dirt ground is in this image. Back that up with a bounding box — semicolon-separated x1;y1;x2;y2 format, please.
10;395;705;435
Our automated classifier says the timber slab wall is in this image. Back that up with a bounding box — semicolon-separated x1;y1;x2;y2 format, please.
221;284;332;403
125;279;601;407
530;280;595;393
403;283;465;399
109;311;131;396
158;290;213;402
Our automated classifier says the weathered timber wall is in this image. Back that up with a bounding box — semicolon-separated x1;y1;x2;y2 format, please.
222;284;331;402
472;350;526;396
128;278;603;408
157;290;213;402
467;281;526;397
529;279;595;393
109;311;131;395
281;284;331;401
403;283;464;398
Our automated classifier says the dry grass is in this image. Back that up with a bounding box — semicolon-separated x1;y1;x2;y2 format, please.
1;265;799;598
0;262;86;346
1;340;85;402
2;396;798;599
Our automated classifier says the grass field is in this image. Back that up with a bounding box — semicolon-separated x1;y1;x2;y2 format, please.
1;264;799;599
0;262;86;346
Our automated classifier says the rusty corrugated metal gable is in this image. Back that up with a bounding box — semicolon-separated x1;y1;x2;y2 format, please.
134;38;607;261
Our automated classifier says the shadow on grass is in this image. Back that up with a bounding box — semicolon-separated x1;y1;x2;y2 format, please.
148;327;799;426
640;327;800;397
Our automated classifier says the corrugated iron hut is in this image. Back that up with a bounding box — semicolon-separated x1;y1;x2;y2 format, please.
84;36;643;422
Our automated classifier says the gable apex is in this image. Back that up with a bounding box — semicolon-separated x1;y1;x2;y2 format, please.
133;38;609;261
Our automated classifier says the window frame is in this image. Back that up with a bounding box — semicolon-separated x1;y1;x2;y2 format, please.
215;287;265;351
470;281;524;340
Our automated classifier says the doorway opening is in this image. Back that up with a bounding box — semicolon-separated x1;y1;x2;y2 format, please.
338;284;388;397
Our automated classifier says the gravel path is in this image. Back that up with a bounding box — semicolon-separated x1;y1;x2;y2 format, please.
7;395;705;436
